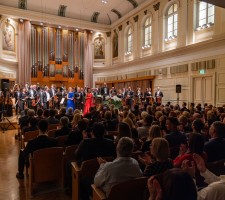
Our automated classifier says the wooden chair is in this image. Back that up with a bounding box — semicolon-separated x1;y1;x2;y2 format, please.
22;130;39;149
47;129;57;138
56;135;68;148
48;124;60;131
72;157;114;200
206;158;225;176
92;177;148;200
29;147;64;195
64;145;78;163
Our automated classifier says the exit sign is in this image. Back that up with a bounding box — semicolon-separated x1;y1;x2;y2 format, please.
199;69;206;74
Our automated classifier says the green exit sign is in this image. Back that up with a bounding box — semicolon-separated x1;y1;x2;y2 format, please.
199;69;206;74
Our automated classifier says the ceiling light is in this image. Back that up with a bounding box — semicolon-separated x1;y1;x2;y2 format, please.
58;25;61;29
76;28;79;31
40;22;43;26
19;18;23;23
101;0;108;4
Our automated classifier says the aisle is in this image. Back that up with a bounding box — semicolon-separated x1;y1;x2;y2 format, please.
0;130;71;200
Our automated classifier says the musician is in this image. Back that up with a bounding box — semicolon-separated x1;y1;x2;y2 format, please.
27;85;37;109
49;84;57;109
135;87;142;105
74;87;83;110
41;86;51;110
14;84;21;114
110;87;117;97
56;88;62;110
19;88;28;112
117;89;123;99
125;86;134;109
155;87;163;105
100;82;109;101
144;88;152;105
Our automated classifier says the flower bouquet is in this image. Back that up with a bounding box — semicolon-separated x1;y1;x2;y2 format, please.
104;96;122;109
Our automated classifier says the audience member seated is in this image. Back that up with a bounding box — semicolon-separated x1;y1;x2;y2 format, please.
94;137;142;197
148;168;197;200
174;133;207;167
47;109;60;124
178;115;192;134
43;109;50;119
164;117;187;148
103;111;118;131
123;117;138;139
136;111;148;127
141;125;162;153
66;107;74;122
20;109;35;129
16;119;58;179
204;121;225;162
75;122;116;166
35;108;44;122
141;138;173;177
22;117;38;134
115;122;132;144
71;113;82;130
55;107;67;120
54;116;71;138
65;119;87;146
137;114;153;139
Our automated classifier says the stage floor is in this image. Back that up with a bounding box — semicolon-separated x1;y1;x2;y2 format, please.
0;115;19;130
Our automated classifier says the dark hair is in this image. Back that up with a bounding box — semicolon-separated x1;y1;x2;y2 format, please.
144;114;153;126
43;109;50;118
92;122;105;138
49;109;56;117
118;122;132;138
60;116;69;127
77;119;88;131
155;168;197;200
29;117;38;127
167;117;180;126
36;108;43;117
38;119;49;133
188;133;204;154
192;119;204;133
212;121;225;138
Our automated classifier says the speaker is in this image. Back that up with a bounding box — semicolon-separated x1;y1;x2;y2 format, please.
176;84;181;93
1;79;9;91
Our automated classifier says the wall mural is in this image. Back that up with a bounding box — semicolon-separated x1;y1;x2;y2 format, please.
94;35;105;59
2;19;15;52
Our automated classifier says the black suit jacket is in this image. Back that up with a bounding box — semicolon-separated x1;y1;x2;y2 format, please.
47;117;60;125
204;138;225;162
101;87;109;96
54;126;72;138
75;137;116;165
165;130;187;148
22;135;58;158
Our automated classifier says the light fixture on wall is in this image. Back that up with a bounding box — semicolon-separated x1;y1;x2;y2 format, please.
101;0;108;4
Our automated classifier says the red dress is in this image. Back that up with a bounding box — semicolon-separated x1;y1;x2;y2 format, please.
83;93;93;115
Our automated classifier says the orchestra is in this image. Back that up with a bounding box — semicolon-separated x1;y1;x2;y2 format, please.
0;83;164;115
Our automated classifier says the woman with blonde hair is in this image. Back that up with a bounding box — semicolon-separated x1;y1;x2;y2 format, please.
141;138;173;177
71;113;82;130
141;125;162;152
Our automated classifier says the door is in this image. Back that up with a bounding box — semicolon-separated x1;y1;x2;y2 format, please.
193;76;213;105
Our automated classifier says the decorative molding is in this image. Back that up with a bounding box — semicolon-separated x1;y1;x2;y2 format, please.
91;12;100;23
106;32;111;37
58;5;67;17
144;10;148;15
18;0;27;10
127;0;138;8
118;25;122;31
153;2;160;11
133;15;139;23
111;9;122;19
126;21;129;25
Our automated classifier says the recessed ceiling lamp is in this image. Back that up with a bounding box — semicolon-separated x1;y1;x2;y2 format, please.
40;22;43;26
101;0;108;4
75;28;79;31
58;25;62;29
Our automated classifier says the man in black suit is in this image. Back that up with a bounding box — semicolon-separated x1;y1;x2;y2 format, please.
47;109;60;125
74;87;83;110
155;86;163;105
100;82;109;101
204;121;225;162
54;116;71;137
125;86;134;109
16;119;58;179
75;122;116;166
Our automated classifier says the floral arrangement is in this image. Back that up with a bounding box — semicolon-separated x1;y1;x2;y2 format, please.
104;96;122;109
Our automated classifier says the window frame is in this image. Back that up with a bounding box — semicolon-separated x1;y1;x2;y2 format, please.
126;27;133;54
143;16;152;48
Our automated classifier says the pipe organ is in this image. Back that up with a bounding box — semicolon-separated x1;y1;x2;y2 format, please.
31;25;84;87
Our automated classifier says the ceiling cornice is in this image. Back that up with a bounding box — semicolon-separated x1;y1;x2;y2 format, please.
0;5;110;32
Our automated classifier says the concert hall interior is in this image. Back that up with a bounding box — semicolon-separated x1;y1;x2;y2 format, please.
0;0;225;200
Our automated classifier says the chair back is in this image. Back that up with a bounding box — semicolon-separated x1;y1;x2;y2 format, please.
47;129;57;138
206;159;225;176
56;135;68;147
30;147;64;184
107;177;148;200
23;130;39;143
64;145;78;162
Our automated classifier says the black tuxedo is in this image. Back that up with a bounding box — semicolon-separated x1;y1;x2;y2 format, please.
18;135;58;175
204;138;225;162
75;92;83;110
101;87;109;101
75;137;116;166
125;90;134;108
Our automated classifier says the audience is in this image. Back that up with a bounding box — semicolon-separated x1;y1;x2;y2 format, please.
47;109;60;124
54;116;71;138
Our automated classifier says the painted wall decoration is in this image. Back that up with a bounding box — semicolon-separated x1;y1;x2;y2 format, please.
2;19;15;52
113;30;118;58
94;35;105;59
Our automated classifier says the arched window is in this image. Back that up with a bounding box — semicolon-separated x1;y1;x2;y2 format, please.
197;2;215;28
143;17;152;48
127;27;133;53
166;3;178;39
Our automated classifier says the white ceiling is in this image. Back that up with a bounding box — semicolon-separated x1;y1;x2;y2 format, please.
0;0;147;25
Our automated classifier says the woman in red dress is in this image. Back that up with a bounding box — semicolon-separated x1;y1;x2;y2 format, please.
83;88;93;116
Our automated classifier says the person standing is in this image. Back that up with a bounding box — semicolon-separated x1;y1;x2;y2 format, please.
66;87;75;112
83;88;93;116
154;87;163;105
101;82;109;101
